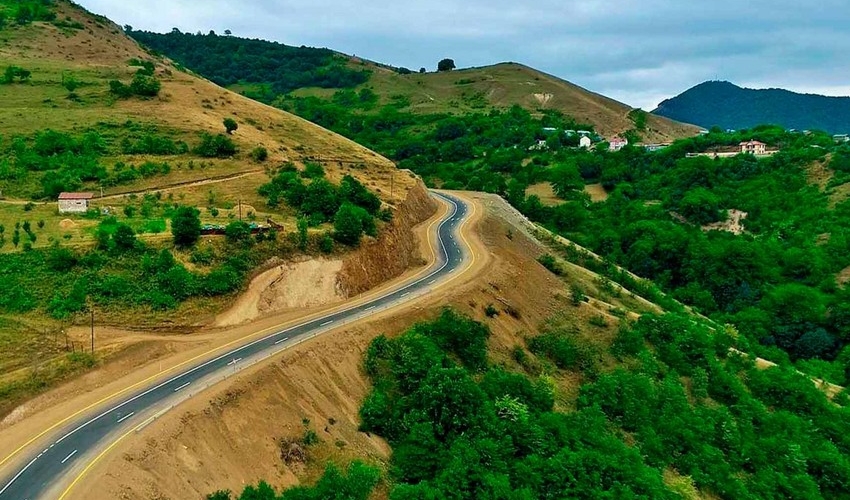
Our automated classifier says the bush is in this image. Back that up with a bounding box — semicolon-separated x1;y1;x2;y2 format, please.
537;253;562;275
171;206;201;247
225;220;252;243
194;132;237;158
129;73;161;97
250;146;268;162
223;117;238;134
333;203;368;246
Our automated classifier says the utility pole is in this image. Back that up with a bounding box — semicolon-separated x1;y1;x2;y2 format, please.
239;199;243;221
90;308;95;355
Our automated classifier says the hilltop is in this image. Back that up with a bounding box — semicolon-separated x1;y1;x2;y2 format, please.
653;81;850;134
126;30;699;142
309;61;700;142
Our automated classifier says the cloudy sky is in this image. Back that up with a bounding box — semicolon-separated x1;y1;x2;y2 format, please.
80;0;850;109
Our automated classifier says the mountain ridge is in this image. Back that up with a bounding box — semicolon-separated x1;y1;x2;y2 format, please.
653;80;850;133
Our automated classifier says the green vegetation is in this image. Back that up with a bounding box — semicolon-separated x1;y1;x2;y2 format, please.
654;81;850;134
206;461;379;500
227;309;850;498
223;117;238;135
126;28;370;99
259;166;381;245
0;125;196;199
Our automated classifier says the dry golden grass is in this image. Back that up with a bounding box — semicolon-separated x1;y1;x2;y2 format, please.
583;183;610;202
525;182;562;206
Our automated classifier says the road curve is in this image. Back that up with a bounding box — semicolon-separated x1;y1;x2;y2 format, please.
0;191;473;500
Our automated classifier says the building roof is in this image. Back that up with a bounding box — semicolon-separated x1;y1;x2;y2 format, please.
740;140;766;146
58;192;95;200
610;137;628;143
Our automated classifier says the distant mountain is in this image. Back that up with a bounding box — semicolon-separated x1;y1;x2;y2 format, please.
653;81;850;134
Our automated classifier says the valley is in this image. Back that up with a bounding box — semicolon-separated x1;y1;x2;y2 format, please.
1;1;849;499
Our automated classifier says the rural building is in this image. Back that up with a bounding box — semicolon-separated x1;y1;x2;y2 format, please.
834;134;849;143
740;140;767;155
58;192;94;214
644;143;671;152
579;136;592;148
609;137;629;152
577;130;592;136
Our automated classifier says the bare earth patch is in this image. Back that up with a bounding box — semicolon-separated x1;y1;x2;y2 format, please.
584;183;609;203
215;259;345;327
838;266;850;288
703;209;748;235
525;183;561;206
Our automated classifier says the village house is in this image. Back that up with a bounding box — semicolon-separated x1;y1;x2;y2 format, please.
58;192;94;214
579;136;592;149
609;136;628;152
834;134;849;144
644;143;671;152
740;140;767;155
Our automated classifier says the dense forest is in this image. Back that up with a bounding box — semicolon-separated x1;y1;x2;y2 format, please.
213;310;850;499
126;29;370;96
654;81;850;134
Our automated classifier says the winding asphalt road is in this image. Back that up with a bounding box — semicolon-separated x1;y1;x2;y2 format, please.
0;191;473;500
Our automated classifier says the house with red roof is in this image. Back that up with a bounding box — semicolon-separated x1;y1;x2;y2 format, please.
58;192;94;214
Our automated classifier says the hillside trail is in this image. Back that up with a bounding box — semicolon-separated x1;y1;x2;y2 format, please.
0;169;265;206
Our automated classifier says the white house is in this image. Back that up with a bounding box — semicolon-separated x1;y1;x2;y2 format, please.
740;140;767;155
834;134;849;144
58;192;94;214
644;143;671;152
579;136;592;149
609;137;628;152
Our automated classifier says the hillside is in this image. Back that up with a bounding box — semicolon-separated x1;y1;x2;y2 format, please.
0;0;429;413
125;30;699;142
314;62;700;142
653;81;850;134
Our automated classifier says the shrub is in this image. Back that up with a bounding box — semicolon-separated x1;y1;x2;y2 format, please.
129;73;161;97
194;132;237;158
484;303;499;317
537;253;562;275
250;146;268;162
223;117;238;134
225;221;252;243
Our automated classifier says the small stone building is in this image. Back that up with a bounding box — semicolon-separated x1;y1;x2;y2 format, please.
58;192;94;214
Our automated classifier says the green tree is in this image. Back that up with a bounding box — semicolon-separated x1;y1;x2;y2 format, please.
225;220;252;243
171;206;202;247
223;117;239;135
437;58;456;72
297;216;309;251
333;203;366;245
113;223;137;251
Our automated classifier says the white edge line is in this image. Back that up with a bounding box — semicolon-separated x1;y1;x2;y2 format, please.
173;382;191;392
0;456;38;496
60;450;78;464
116;412;134;424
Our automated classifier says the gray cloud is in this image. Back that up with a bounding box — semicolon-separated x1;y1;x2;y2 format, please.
81;0;850;109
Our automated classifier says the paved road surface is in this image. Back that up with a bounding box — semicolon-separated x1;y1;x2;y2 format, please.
0;191;472;500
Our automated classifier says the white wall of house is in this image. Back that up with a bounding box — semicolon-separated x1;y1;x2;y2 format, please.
58;199;89;214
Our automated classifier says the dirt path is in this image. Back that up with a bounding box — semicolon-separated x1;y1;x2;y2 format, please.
99;169;265;200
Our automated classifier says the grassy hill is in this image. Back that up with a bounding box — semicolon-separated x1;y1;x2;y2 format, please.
653;81;850;134
125;30;699;142
301;61;701;142
0;0;416;409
